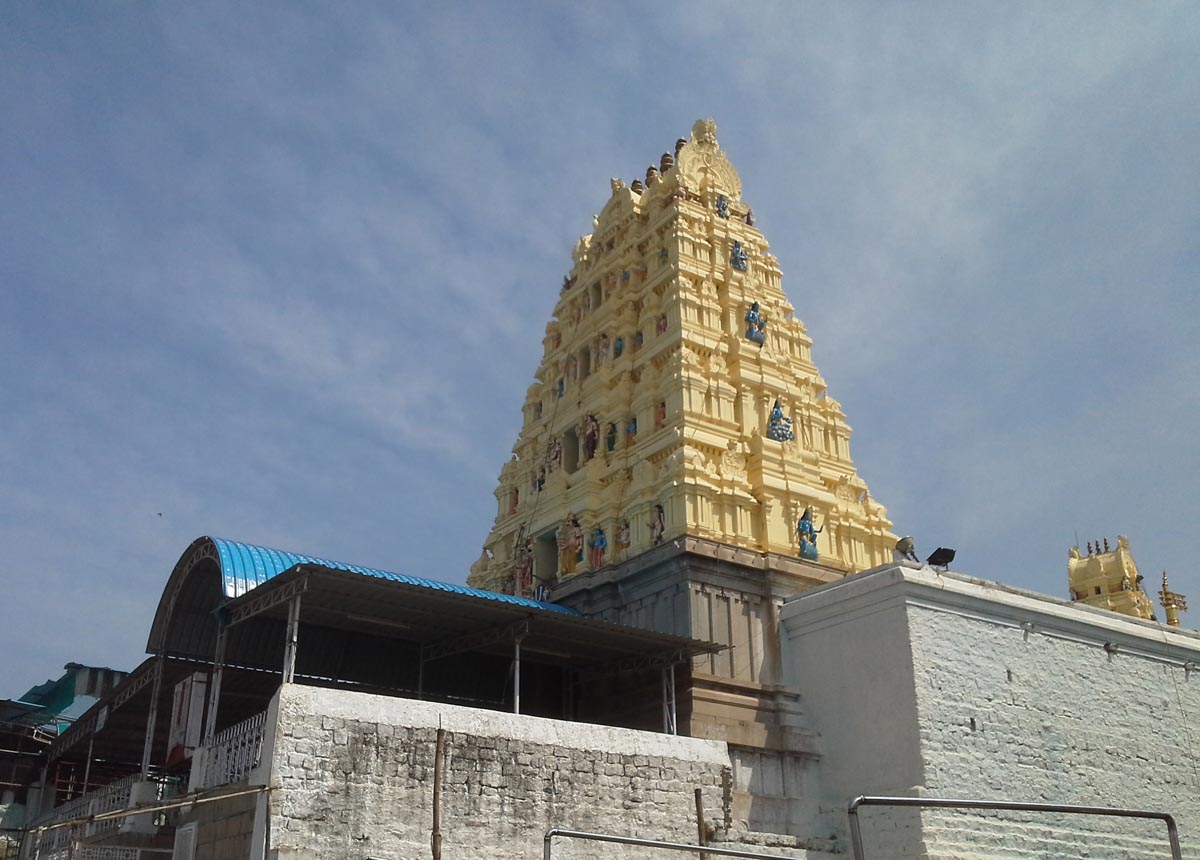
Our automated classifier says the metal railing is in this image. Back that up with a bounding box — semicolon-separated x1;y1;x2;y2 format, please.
543;828;800;859
197;710;267;789
847;795;1183;860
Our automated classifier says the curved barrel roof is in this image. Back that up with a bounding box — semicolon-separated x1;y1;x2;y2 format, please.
210;537;575;614
147;535;575;656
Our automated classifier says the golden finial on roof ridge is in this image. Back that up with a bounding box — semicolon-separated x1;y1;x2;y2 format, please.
1159;571;1188;628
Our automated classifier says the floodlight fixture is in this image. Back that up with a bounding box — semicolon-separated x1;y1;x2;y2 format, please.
926;547;956;569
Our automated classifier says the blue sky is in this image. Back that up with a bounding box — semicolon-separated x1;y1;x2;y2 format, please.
2;2;1198;693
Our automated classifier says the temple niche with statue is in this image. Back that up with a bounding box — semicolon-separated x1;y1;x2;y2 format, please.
469;119;896;599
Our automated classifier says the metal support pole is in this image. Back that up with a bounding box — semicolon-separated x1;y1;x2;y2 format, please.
661;665;676;735
282;595;302;684
417;657;425;700
81;735;94;796
431;728;445;860
204;625;228;745
140;657;164;777
695;787;709;860
513;637;523;715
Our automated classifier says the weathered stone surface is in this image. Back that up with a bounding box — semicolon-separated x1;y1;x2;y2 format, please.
267;685;733;860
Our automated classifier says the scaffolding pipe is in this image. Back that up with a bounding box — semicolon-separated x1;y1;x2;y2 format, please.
846;795;1183;860
27;784;272;839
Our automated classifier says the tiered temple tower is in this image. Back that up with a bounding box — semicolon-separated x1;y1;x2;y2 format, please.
1067;535;1156;620
469;119;895;597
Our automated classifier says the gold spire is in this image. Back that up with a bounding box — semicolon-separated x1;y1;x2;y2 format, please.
1159;571;1189;628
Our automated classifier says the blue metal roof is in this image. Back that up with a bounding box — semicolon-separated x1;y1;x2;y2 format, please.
210;537;577;616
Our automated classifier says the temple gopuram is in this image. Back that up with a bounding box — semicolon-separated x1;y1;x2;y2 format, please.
469;119;896;598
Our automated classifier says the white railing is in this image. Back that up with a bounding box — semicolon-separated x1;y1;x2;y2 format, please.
25;774;181;858
36;848;138;860
197;711;268;789
83;773;141;840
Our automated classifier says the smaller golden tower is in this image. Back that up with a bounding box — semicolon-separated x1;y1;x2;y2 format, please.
1158;572;1189;628
1067;535;1155;621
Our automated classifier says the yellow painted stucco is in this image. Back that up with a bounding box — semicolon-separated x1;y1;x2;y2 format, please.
1067;535;1156;621
469;120;897;595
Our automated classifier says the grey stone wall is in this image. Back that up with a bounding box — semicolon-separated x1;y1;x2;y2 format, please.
266;685;733;860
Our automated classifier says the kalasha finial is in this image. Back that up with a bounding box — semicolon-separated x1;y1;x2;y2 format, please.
692;118;718;146
1104;537;1110;552
675;137;687;157
1159;571;1189;628
660;151;674;173
646;165;659;185
630;179;644;194
1087;541;1093;555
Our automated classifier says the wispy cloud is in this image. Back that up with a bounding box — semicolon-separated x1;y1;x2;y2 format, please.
2;1;1197;691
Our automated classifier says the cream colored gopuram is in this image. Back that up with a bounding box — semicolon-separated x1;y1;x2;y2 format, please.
1067;535;1157;621
469;120;896;595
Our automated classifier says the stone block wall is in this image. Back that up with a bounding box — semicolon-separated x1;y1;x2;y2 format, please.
265;685;733;860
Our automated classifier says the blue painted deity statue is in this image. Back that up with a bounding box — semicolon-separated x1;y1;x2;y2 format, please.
744;302;767;345
731;241;749;271
716;195;730;219
588;527;608;568
766;399;795;442
613;336;624;359
798;534;818;561
797;507;822;561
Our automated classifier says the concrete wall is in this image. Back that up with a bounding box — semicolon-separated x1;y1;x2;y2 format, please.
554;537;839;837
778;568;926;857
781;563;1200;859
263;685;733;860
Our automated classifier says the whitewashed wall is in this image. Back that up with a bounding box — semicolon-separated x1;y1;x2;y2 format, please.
781;564;1200;860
